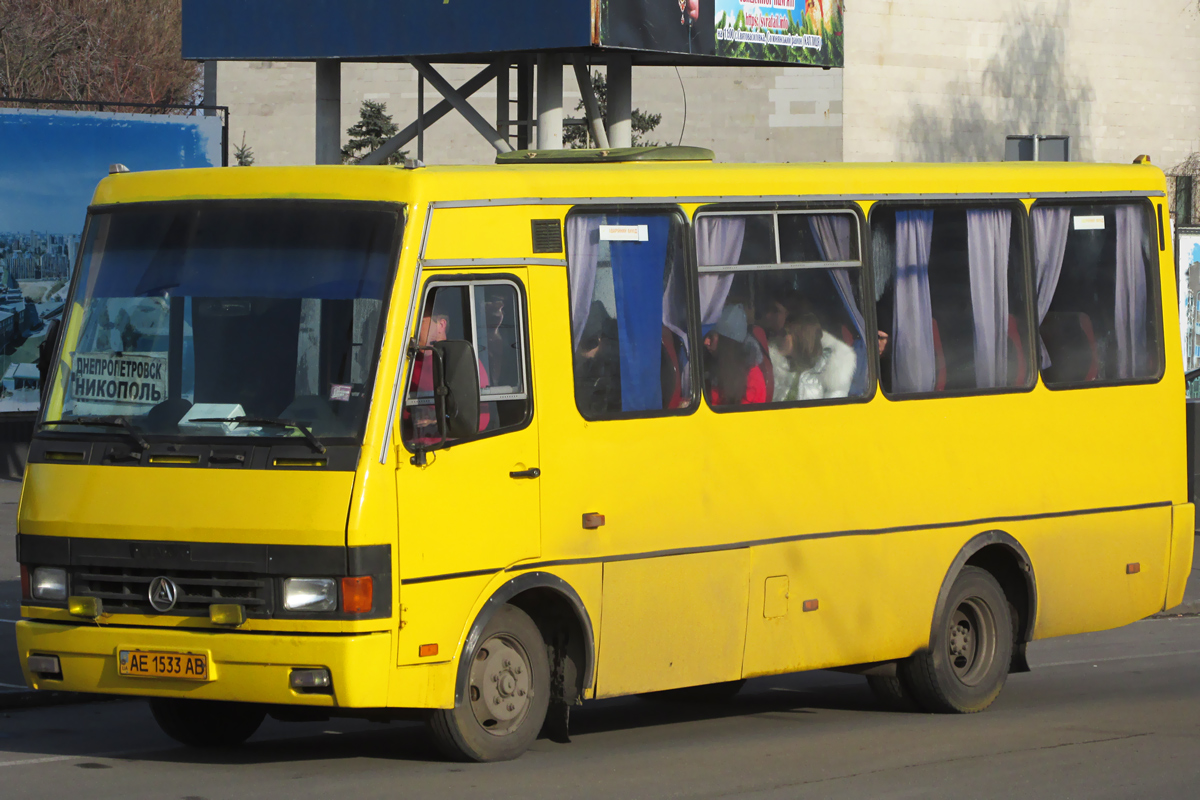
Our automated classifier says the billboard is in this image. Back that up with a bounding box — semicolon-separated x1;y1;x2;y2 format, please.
0;107;223;413
601;0;844;66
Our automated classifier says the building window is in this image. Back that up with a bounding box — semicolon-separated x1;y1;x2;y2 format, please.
694;209;870;407
872;204;1033;395
566;209;693;418
1031;202;1162;386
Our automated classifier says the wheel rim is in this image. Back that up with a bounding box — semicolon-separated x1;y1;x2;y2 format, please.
468;633;534;736
944;596;996;686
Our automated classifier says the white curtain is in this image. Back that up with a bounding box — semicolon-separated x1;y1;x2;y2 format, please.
892;210;936;393
695;216;746;325
967;208;1011;388
567;215;602;350
1031;206;1071;368
808;214;866;338
1115;205;1148;379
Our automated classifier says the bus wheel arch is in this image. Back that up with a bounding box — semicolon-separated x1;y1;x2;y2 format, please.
455;572;595;711
934;530;1037;674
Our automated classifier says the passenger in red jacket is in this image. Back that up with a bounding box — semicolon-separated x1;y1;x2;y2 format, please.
703;304;766;406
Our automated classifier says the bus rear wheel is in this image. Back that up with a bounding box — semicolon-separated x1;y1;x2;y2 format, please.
427;604;551;762
900;566;1013;714
149;698;266;748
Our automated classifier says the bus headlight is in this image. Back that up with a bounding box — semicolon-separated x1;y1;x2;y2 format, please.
282;578;337;611
31;567;67;602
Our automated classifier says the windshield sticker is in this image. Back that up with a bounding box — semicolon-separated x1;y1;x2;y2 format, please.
329;383;352;402
1073;215;1105;231
68;351;167;408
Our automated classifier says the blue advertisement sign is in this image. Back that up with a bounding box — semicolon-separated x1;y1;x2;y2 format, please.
0;108;222;412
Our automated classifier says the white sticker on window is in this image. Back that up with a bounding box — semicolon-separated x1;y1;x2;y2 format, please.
1073;215;1105;231
599;224;649;242
329;384;352;402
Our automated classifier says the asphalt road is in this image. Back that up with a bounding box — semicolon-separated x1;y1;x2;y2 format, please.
0;616;1197;798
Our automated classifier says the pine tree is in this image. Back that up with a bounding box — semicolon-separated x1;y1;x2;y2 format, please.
341;100;406;164
233;132;254;166
563;72;662;149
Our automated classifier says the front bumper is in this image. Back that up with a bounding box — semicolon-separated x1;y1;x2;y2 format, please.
15;620;392;707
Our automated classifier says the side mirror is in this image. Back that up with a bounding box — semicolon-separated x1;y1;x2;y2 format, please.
432;339;480;440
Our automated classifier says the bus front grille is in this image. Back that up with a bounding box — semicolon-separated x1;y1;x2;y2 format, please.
70;567;272;616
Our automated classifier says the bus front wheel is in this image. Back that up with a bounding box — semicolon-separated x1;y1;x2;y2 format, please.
149;698;266;748
427;603;551;762
900;566;1013;714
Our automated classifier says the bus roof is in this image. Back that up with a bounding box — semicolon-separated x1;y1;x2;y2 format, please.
90;160;1167;210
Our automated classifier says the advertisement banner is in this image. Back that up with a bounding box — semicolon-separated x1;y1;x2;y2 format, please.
1178;227;1200;385
602;0;843;66
0;107;221;413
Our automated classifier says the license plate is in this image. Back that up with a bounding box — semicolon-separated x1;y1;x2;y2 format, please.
118;650;209;681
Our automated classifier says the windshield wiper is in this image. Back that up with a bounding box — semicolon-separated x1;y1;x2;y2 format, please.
40;416;149;451
190;416;326;454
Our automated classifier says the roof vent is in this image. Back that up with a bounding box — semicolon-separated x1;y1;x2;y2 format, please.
109;163;130;174
496;146;714;165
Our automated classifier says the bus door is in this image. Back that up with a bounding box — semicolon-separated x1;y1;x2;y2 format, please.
394;273;540;660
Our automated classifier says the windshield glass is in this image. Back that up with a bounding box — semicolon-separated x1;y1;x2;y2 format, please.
42;200;401;442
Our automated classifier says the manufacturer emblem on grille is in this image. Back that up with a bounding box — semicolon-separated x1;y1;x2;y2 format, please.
148;576;179;612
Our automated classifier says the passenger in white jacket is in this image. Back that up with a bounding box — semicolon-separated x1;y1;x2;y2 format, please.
768;313;858;401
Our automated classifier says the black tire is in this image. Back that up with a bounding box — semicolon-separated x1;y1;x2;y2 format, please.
866;674;916;711
899;566;1013;714
149;698;266;748
644;680;746;703
427;604;551;762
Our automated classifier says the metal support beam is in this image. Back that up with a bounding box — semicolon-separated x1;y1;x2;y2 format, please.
409;58;514;155
606;53;632;148
516;58;534;150
536;53;563;150
359;63;502;165
315;59;342;164
202;61;217;116
572;57;609;150
496;63;510;147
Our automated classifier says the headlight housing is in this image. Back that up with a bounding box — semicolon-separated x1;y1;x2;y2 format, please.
282;578;337;612
31;567;67;602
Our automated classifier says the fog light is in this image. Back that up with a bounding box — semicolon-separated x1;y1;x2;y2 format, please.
282;578;337;612
27;654;61;676
31;567;67;602
68;596;102;619
290;668;331;690
209;603;246;627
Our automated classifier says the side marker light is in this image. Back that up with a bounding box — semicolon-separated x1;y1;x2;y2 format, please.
419;644;439;658
802;599;819;612
1126;562;1141;575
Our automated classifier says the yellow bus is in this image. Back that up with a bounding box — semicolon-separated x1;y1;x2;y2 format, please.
15;150;1193;762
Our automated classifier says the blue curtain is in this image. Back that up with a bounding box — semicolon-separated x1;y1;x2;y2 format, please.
610;215;669;412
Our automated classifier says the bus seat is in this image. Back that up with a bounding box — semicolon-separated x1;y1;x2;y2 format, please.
661;327;683;409
1007;314;1028;385
932;318;947;392
749;325;774;401
841;324;854;346
1040;311;1100;383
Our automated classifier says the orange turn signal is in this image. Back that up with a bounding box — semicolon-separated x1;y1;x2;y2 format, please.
419;643;439;658
1126;562;1141;575
342;576;373;613
802;599;819;612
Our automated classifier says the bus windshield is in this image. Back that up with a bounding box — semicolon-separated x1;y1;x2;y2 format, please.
43;200;401;443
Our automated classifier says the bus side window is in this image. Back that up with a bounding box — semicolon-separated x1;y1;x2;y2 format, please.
695;210;871;407
566;210;693;418
1031;202;1162;386
872;204;1032;396
401;280;530;448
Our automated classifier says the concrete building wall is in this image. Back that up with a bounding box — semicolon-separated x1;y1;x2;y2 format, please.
215;61;842;167
842;0;1200;167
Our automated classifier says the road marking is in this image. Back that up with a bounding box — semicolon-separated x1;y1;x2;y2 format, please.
1033;646;1200;668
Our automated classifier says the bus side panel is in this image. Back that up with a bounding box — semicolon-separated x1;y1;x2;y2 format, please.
393;575;494;668
594;549;749;698
1024;505;1172;640
741;531;952;677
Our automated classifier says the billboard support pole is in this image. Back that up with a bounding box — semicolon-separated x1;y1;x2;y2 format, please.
496;63;510;147
606;53;632;148
572;57;609;149
517;58;534;150
315;59;342;164
410;59;514;154
536;53;563;150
